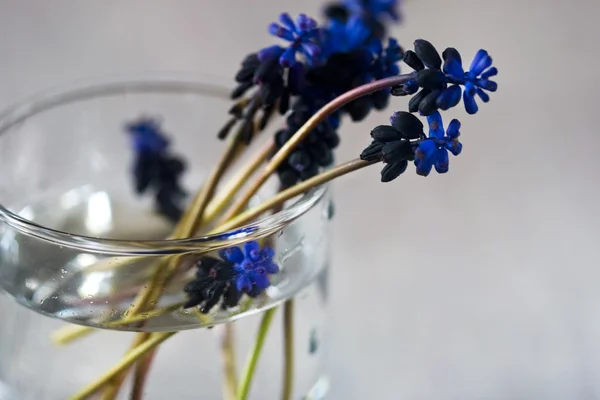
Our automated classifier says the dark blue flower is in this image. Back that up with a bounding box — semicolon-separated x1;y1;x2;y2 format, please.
392;40;498;115
125;117;169;154
443;48;498;114
370;37;403;79
414;111;462;176
322;15;371;54
220;241;280;295
360;111;423;182
260;13;322;67
344;0;401;21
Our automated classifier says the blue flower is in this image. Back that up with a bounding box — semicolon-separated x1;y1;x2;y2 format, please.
370;37;403;79
259;13;322;67
443;48;498;114
322;15;371;54
391;41;498;116
125;117;169;154
220;241;280;295
345;0;401;22
414;111;462;176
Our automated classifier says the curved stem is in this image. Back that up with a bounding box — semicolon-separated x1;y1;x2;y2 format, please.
281;299;295;400
216;73;415;225
218;323;238;400
201;139;276;230
214;159;377;234
67;332;176;400
131;348;157;400
236;308;277;400
51;303;184;346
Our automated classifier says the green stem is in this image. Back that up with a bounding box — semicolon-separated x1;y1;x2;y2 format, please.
281;299;295;400
236;308;277;400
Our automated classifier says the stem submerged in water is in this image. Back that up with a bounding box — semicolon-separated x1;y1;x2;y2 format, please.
281;299;295;400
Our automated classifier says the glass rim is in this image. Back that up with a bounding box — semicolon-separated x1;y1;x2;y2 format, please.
0;72;327;255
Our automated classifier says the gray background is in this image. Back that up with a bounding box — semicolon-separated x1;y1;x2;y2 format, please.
1;0;600;399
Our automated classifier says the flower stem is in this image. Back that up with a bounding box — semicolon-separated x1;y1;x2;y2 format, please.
51;302;185;346
102;125;245;400
236;308;277;400
102;332;151;400
216;73;416;226
218;323;239;400
67;332;176;400
201;139;276;230
131;348;157;400
214;158;377;234
281;299;295;400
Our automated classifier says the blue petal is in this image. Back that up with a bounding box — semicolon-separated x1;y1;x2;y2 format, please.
269;23;295;41
444;58;464;79
250;272;270;290
258;45;284;61
463;91;478;114
235;275;252;292
261;246;275;259
301;42;321;61
434;148;449;173
426;111;445;139
470;49;493;76
368;38;383;55
279;13;297;33
345;16;370;50
477;79;497;92
416;139;437;160
296;14;313;32
446;119;461;139
263;260;280;274
415;158;433;176
476;88;490;103
481;67;498;79
445;139;463;156
279;47;297;67
221;246;244;263
465;81;477;97
385;39;403;62
244;241;260;261
436;85;462;110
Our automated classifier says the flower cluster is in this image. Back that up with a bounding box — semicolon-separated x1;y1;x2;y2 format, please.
223;0;403;187
391;39;497;115
184;241;280;312
125;117;187;222
360;110;466;180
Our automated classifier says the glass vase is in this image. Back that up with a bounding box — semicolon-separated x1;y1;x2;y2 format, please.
0;75;333;399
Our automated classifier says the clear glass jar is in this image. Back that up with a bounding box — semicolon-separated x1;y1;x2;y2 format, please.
0;75;333;399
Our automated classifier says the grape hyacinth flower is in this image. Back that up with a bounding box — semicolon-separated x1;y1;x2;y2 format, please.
345;0;401;21
321;15;371;54
184;241;280;313
414;110;462;176
360;111;423;182
125;117;187;222
391;39;497;115
221;241;280;297
259;13;323;67
443;48;498;114
184;256;241;313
